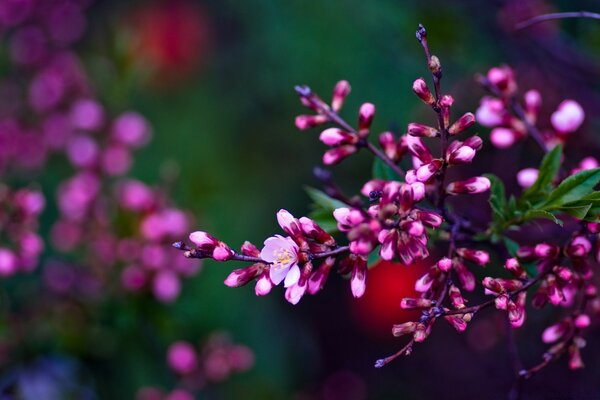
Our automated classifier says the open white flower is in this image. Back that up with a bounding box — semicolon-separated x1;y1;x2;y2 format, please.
260;234;300;287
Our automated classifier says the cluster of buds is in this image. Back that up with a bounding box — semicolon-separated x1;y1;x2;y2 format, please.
476;65;585;150
177;209;344;304
295;81;377;165
0;184;45;277
409;80;490;196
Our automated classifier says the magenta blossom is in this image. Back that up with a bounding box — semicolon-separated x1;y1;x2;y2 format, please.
260;235;300;287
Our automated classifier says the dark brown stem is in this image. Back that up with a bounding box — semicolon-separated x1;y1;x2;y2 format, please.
297;86;405;178
443;268;549;317
515;11;600;30
184;245;350;264
375;339;415;368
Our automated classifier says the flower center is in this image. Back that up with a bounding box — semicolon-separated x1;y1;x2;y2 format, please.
272;248;294;270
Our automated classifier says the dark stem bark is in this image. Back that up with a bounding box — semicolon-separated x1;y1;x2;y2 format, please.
515;11;600;30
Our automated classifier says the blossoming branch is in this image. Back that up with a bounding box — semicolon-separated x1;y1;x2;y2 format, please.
173;24;600;391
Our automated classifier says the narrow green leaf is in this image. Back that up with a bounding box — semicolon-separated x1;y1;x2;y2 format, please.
304;186;348;210
503;237;520;257
557;204;593;220
542;168;600;208
484;173;508;222
524;209;563;226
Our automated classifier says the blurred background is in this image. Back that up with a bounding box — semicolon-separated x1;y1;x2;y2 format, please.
1;0;600;398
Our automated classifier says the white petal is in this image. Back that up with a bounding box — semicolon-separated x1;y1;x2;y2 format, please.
283;264;300;288
269;265;290;286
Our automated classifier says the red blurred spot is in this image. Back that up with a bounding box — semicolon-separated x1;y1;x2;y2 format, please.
126;0;211;85
351;260;427;338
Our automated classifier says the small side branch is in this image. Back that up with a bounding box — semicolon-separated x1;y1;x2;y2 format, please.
515;11;600;31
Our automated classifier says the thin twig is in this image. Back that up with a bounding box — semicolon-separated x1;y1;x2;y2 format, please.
515;11;600;31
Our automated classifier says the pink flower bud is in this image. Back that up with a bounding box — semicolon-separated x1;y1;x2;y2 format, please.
476;97;505;127
319;128;356;146
579;156;598;171
378;132;399;161
551;100;584;134
411;182;425;202
189;231;217;249
400;298;434;310
112;112;151;148
407;123;439;138
416;159;443;182
322;144;357;165
504;258;526;278
0;248;18;277
254;271;273;296
299;217;335;246
413;322;429;342
213;244;233;261
70;98;104;131
358;103;375;137
224;265;262;288
575;314;591;329
449;284;465;308
568;345;584;370
307;257;334;295
277;209;302;236
166;389;195;400
446;145;476;165
415;272;434;293
121;265;147;291
553;266;573;282
542;321;569;343
241;241;260;257
360;179;386;197
545;275;564;305
350;256;367;298
414;210;443;228
438;257;453;272
331;80;351;112
516;168;538;188
448;112;476;135
534;243;559;259
406;135;433;164
412;78;434;105
445;315;468;332
66;135;99;168
440;95;454;107
295;114;328;130
392;321;417;337
490;127;518;149
463;135;483;151
524;90;541;118
566;236;592;258
446;176;491;195
454;260;475;291
152;270;181;303
167;341;198;374
487;65;516;95
285;280;307;305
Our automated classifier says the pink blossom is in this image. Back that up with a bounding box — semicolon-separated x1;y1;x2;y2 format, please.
66;135;99;168
167;341;198;374
412;78;434;105
446;176;490;195
118;180;154;211
0;248;18;277
260;235;300;287
254;271;273;296
517;168;538;188
112;111;151;148
152;270;181;302
319;128;356;146
70;98;104;132
331;80;351;112
551;100;584;134
490;127;518;149
358;102;375;137
295;114;327;130
476;97;505;127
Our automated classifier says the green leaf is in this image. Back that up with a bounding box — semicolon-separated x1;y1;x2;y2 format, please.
484;173;508;223
503;237;520;257
542;168;600;208
304;186;348;210
521;144;562;203
523;209;563;226
372;157;402;181
556;204;593;220
367;251;381;269
304;187;349;233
